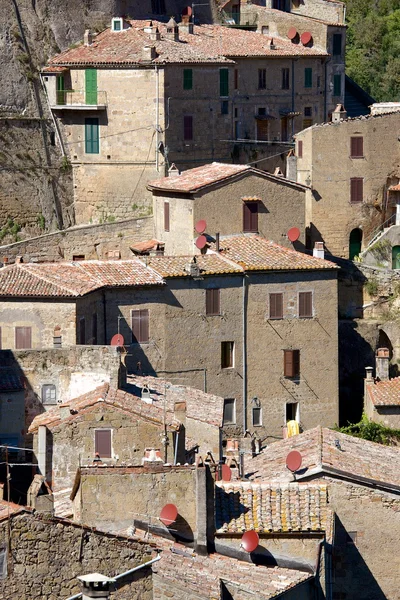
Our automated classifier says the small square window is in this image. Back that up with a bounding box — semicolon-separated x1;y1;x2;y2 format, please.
221;341;234;368
112;18;122;31
42;384;57;405
223;399;236;424
252;407;262;426
297;140;303;158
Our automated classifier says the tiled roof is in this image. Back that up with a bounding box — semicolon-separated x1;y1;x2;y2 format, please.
0;368;24;391
216;235;338;271
0;260;164;298
148;162;308;193
130;239;164;253
0;501;26;521
246;426;400;491
127;375;224;428
28;384;181;433
215;481;329;533
367;377;400;407
388;183;400;192
147;253;243;277
47;20;328;68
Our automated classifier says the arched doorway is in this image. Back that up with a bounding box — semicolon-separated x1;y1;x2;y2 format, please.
349;228;362;260
392;245;400;269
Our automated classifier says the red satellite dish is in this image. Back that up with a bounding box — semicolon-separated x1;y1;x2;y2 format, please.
182;5;192;16
241;530;259;553
195;219;207;234
286;450;303;472
110;333;125;347
216;464;232;482
287;27;298;40
300;31;312;45
159;503;178;526
287;227;300;243
195;235;207;250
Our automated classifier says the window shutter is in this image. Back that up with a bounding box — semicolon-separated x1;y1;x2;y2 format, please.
183;69;193;90
284;350;300;377
206;289;220;315
164;202;170;231
95;430;112;458
15;327;32;350
333;33;342;56
85;69;98;104
183;116;193;140
220;69;229;97
243;202;258;232
132;309;149;343
350;137;363;158
269;293;283;319
299;292;312;317
85;118;99;154
298;140;303;158
305;68;312;88
350;178;363;203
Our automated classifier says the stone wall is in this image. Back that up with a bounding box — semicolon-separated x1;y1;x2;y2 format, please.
0;215;154;262
0;512;153;600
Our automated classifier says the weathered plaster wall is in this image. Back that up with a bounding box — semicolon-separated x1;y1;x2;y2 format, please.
0;512;153;600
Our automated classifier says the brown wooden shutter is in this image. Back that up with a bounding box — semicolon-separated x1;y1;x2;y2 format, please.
164;202;170;232
95;430;112;458
350;178;363;203
350;137;363;158
284;349;300;377
15;326;32;350
132;309;149;343
299;292;312;317
206;289;220;315
298;140;303;158
269;293;283;319
243;202;258;232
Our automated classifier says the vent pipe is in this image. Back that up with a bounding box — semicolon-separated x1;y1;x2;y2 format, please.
215;232;220;253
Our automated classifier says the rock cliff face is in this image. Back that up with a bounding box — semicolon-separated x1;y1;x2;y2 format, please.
0;0;215;236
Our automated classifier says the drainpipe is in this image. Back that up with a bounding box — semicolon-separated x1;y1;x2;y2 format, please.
242;273;248;433
324;59;328;122
291;59;295;139
38;426;46;478
155;65;160;171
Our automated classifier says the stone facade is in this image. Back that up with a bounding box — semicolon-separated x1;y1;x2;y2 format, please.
220;0;345;26
0;512;153;600
294;111;400;258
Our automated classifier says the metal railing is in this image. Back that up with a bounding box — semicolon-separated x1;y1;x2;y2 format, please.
56;89;107;106
363;213;397;249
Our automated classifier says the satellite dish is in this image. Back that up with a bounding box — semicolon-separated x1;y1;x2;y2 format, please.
287;227;300;243
195;219;207;234
300;31;312;45
195;235;207;250
286;450;303;472
287;27;298;40
110;333;124;347
160;503;178;526
241;530;259;553
216;464;232;482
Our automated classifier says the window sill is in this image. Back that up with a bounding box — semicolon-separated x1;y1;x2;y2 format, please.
350;156;365;159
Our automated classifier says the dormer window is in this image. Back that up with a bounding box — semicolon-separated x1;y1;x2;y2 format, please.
112;18;123;32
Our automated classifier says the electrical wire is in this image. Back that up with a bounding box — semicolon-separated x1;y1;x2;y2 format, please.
129;130;156;203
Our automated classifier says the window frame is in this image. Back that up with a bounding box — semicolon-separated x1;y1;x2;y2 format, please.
85;117;99;154
298;291;313;318
252;406;262;427
304;68;312;88
131;309;150;344
281;68;290;90
243;201;258;233
332;33;342;56
219;68;229;98
183;68;193;90
41;384;57;405
223;398;236;425
206;288;221;316
221;341;234;369
350;136;364;159
269;292;283;320
284;349;300;378
258;69;267;90
15;326;32;350
333;74;341;97
285;401;300;423
350;177;363;204
94;429;112;458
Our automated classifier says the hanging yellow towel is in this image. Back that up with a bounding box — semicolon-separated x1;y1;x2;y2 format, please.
287;420;300;437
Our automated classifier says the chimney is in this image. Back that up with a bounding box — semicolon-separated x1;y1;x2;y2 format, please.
60;404;70;419
313;241;325;259
165;17;179;41
332;103;347;123
180;15;194;34
168;163;181;177
15;255;23;264
142;45;157;61
269;38;276;50
84;29;93;46
38;425;46;478
376;347;390;381
174;400;186;424
77;573;115;600
286;149;297;182
3;257;8;265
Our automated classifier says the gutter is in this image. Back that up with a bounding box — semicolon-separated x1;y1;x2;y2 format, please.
294;465;400;495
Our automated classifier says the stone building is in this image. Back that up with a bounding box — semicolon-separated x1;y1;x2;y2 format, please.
364;348;400;428
293;109;400;259
42;17;335;224
148;162;308;254
246;426;400;600
218;0;345;26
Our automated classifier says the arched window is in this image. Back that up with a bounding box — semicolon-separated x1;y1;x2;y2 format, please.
349;228;362;260
392;245;400;269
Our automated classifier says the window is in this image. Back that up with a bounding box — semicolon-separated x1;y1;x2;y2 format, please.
332;33;342;56
304;106;312;117
333;74;341;96
164;201;170;232
183;115;193;140
269;293;283;319
183;69;193;90
41;384;57;405
79;317;86;345
92;313;98;345
243;201;258;233
221;100;229;115
50;131;56;146
252;407;262;426
206;289;221;315
281;117;288;142
220;68;229;97
258;69;266;90
85;118;99;154
132;309;149;343
297;140;303;158
95;429;112;458
299;291;313;318
286;402;299;422
221;341;234;368
112;18;122;31
56;75;65;105
304;68;312;88
223;399;236;424
282;68;290;90
73;255;85;261
15;326;32;350
85;69;98;104
234;69;238;90
350;178;363;203
350;137;363;158
284;349;300;378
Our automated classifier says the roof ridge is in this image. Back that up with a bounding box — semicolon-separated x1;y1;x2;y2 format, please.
20;264;87;297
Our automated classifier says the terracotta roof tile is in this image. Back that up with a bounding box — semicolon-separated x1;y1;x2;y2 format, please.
148;162;308;193
215;481;329;533
388;183;400;192
147;253;243;277
0;501;26;522
130;239;165;253
47;20;328;68
0;260;164;298
215;235;338;271
246;426;400;490
367;377;400;406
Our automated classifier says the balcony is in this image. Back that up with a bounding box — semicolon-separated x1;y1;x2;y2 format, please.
51;90;107;110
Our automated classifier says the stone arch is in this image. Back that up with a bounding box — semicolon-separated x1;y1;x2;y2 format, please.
349;228;362;260
378;329;393;360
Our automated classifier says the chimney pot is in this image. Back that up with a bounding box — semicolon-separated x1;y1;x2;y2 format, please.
332;103;347;122
313;241;325;259
84;29;93;46
376;347;390;380
365;366;374;380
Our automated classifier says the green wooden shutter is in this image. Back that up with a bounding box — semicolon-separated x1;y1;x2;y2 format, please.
220;69;229;97
56;76;65;105
304;68;312;88
85;69;98;104
85;118;99;154
183;69;193;90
